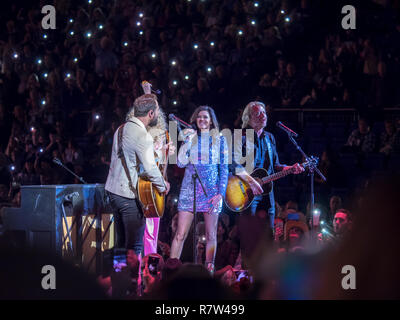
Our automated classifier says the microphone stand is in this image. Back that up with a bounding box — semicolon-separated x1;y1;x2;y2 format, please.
53;158;87;184
286;134;326;241
176;123;208;263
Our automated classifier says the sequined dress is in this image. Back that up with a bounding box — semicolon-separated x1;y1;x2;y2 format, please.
177;133;229;213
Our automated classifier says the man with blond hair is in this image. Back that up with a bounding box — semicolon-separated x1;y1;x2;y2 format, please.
232;101;304;267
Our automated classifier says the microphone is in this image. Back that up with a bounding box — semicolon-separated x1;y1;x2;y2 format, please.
141;80;161;95
168;114;193;129
276;121;298;137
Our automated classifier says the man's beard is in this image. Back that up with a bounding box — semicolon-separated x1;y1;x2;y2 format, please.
148;116;158;127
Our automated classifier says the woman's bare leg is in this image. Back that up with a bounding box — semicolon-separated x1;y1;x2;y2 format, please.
170;211;194;259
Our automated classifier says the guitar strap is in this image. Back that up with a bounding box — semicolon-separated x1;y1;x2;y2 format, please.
117;123;140;199
265;133;274;174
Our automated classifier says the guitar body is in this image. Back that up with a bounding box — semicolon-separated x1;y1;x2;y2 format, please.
137;178;165;218
224;168;272;213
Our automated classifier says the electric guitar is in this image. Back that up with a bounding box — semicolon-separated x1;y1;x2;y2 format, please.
224;158;315;212
137;81;170;218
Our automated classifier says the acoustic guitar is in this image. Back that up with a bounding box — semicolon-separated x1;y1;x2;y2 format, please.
224;158;315;212
137;81;170;218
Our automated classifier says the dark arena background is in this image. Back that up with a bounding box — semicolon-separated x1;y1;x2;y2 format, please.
0;0;400;304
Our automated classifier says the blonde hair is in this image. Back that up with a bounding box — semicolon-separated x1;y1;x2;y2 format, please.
241;101;266;128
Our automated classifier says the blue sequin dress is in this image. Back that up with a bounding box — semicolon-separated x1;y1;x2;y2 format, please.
177;133;229;213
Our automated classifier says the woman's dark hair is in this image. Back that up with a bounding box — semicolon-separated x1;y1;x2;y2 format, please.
189;105;219;132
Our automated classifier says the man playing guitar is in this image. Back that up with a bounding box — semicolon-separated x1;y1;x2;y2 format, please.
105;91;170;257
231;101;304;267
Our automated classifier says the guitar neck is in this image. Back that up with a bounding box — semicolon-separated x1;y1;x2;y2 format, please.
260;167;295;185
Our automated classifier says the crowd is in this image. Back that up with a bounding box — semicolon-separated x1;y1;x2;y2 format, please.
1;0;400;299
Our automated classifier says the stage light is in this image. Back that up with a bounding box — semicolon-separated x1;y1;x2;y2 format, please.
41;99;46;105
193;43;199;50
238;29;243;36
98;24;103;30
123;41;128;47
37;58;42;65
172;80;178;86
30;127;35;132
210;41;215;47
136;21;141;26
88;0;92;4
66;73;71;78
206;66;212;73
151;53;157;59
254;2;259;7
43;72;48;78
12;52;18;59
73;57;78;63
139;30;144;35
10;165;15;171
320;220;325;225
172;100;178;105
86;31;92;38
322;228;328;234
251;19;256;25
171;60;177;66
69;18;73;23
184;75;190;80
281;10;285;14
95;114;100;120
43;33;48;39
285;16;291;22
139;12;144;18
69;30;74;36
174;198;178;203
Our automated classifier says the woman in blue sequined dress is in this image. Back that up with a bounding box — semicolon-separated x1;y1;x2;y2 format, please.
170;106;229;273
